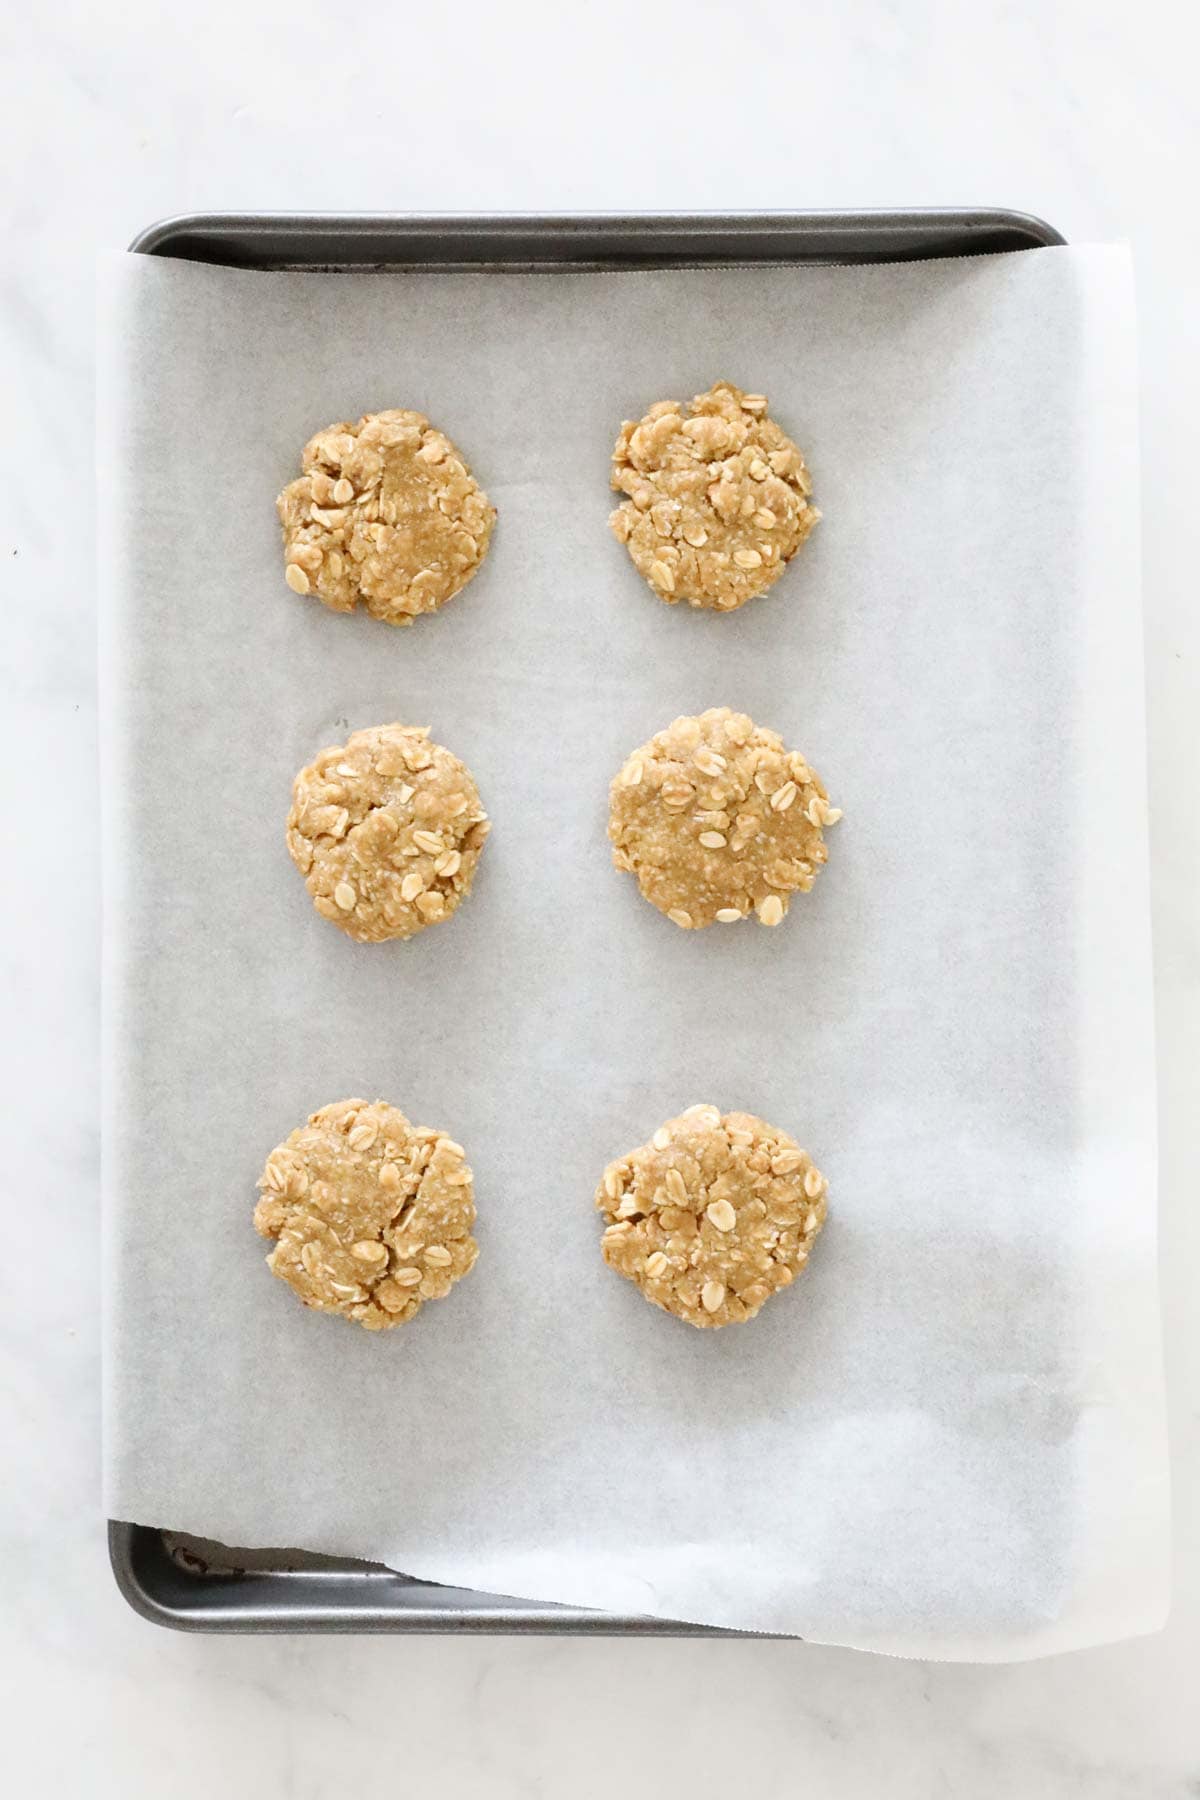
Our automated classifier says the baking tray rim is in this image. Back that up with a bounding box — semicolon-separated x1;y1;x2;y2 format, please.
107;1521;747;1636
110;201;1064;1634
127;204;1065;267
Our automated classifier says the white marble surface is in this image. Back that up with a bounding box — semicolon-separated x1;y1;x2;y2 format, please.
2;2;1197;1793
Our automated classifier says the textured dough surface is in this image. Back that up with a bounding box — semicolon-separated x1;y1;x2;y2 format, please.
254;1099;478;1330
609;707;840;930
278;409;495;625
596;1106;827;1329
609;381;818;610
287;724;489;943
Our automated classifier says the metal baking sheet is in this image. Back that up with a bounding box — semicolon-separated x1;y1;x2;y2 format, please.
110;205;1065;1635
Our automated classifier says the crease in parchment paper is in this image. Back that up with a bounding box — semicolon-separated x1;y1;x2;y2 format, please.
98;243;1168;1659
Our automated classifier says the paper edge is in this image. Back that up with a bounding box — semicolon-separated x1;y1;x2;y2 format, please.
1048;244;1172;1649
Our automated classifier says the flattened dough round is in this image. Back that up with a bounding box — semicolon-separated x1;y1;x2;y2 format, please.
609;381;818;610
288;724;490;943
609;706;840;930
277;409;495;625
597;1105;827;1329
255;1099;478;1330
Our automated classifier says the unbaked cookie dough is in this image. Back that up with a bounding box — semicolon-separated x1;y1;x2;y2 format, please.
255;1099;478;1330
609;706;840;930
609;381;818;610
277;409;495;625
288;723;489;943
596;1105;827;1329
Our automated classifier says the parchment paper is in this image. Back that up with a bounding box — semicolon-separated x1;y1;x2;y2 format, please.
98;244;1168;1659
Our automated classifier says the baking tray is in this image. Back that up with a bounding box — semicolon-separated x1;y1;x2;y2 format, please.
110;205;1065;1634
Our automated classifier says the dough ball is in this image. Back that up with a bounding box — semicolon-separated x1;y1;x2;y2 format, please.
278;409;495;625
609;381;818;610
254;1099;478;1330
597;1105;827;1328
288;724;489;943
609;706;840;930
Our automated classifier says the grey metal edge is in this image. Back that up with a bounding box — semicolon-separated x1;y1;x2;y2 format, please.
127;206;1064;270
107;1523;742;1636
